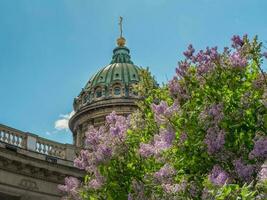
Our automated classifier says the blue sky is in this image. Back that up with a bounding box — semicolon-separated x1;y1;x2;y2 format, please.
0;0;266;144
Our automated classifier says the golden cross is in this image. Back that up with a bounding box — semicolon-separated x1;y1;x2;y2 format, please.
119;16;123;38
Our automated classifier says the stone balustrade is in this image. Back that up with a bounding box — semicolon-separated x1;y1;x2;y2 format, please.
0;124;75;161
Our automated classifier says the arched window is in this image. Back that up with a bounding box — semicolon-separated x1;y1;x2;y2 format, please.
114;87;121;96
95;88;102;98
83;95;87;104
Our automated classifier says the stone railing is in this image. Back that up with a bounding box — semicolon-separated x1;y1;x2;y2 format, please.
0;124;75;161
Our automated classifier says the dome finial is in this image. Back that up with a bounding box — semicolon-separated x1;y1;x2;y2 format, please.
117;16;126;47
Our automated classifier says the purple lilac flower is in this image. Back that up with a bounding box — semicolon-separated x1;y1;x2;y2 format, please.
230;52;247;68
263;52;267;59
249;137;267;160
152;101;178;125
233;159;255;182
197;64;210;75
58;177;81;200
183;44;195;59
161;183;182;194
168;77;189;100
139;143;154;158
88;178;104;190
231;35;244;48
88;170;105;190
206;47;219;61
154;163;176;183
176;61;190;78
208;103;224;123
199;103;224;125
154;128;175;154
106;111;117;123
139;128;175;158
194;46;219;76
108;112;129;140
96;144;112;162
85;126;101;148
209;165;230;186
74;150;90;170
168;77;180;96
204;127;225;155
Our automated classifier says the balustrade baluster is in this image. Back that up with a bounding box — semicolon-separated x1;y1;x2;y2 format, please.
7;132;11;144
3;131;7;142
51;146;56;157
15;135;20;146
0;131;2;142
38;143;42;153
43;144;47;154
12;134;16;145
21;136;26;148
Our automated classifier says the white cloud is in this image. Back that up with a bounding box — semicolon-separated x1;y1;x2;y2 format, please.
54;111;75;131
45;131;51;135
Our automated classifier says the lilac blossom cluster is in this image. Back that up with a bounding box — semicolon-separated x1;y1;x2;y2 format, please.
200;103;226;155
154;163;176;183
229;52;247;68
73;111;130;191
153;164;186;195
87;170;106;190
200;103;224;125
233;159;255;182
204;127;225;155
195;47;220;75
151;101;178;125
208;165;230;186
183;44;220;75
139;127;175;158
58;177;81;200
249;137;267;160
168;77;189;100
229;35;248;69
231;35;245;49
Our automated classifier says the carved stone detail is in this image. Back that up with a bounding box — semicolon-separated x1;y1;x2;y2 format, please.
18;179;39;191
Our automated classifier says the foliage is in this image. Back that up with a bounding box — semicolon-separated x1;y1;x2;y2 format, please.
58;35;267;200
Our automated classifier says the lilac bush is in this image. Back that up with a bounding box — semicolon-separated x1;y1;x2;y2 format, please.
59;35;267;199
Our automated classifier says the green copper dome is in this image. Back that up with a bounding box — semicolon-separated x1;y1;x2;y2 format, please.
85;46;139;89
73;44;141;112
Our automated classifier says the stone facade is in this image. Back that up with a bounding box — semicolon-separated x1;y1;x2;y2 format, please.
0;124;84;200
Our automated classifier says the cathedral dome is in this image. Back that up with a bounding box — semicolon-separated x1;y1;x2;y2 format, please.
69;17;142;147
73;44;141;112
